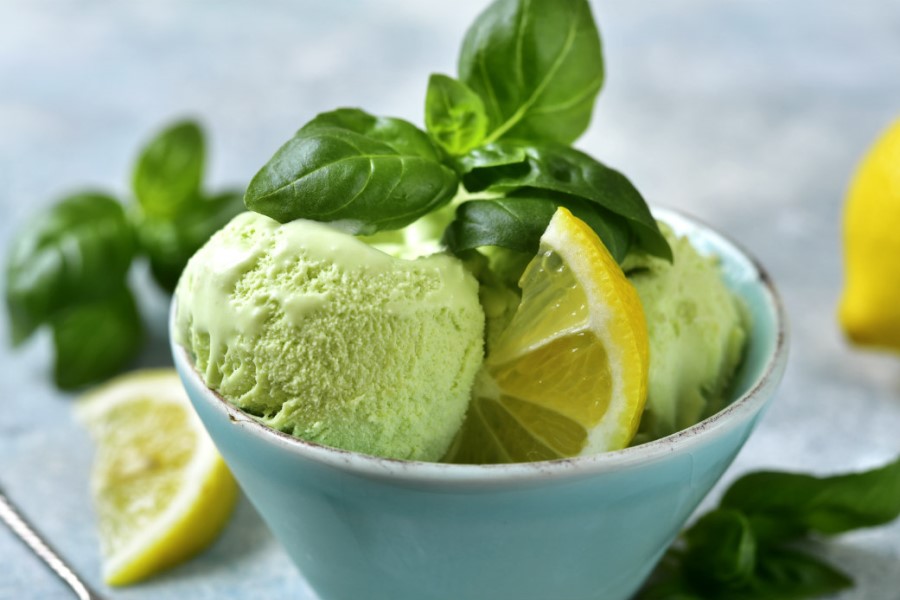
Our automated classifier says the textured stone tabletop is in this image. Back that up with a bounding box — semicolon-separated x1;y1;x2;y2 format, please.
1;1;899;598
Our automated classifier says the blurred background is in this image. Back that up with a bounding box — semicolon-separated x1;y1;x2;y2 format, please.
1;0;899;597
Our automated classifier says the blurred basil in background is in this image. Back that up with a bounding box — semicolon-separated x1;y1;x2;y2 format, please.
4;120;244;389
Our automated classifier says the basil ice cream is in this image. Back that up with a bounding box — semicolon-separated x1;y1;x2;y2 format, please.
174;212;485;461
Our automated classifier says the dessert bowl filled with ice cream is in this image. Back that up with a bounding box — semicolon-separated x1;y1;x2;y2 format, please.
170;207;787;600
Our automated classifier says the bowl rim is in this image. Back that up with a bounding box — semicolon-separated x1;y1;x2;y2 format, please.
170;207;788;487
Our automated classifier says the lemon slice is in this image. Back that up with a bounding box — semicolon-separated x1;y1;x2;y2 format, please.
447;207;649;463
76;369;238;585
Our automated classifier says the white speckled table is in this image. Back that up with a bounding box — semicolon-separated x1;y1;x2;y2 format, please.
2;1;899;598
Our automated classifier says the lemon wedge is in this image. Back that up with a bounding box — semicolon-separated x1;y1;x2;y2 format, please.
839;117;900;350
76;369;238;585
447;207;649;463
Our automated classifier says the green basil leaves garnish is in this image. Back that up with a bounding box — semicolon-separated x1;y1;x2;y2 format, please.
244;0;670;263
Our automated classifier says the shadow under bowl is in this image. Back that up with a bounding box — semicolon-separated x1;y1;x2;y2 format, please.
171;208;788;600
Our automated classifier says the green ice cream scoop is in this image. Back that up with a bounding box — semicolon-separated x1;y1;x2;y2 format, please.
625;224;748;442
174;212;485;461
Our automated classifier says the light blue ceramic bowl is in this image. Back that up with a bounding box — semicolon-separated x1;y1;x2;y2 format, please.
171;208;787;600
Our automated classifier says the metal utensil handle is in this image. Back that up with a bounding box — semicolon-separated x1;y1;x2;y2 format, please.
0;488;106;600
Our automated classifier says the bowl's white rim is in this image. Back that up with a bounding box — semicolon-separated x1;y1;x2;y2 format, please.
170;207;788;489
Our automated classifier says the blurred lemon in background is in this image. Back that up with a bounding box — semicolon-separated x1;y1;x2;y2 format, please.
839;117;900;351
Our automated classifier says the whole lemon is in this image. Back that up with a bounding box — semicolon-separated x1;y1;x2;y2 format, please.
839;117;900;350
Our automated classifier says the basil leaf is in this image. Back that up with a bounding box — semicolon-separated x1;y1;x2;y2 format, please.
459;0;604;144
133;120;205;218
721;456;900;542
5;192;135;345
683;510;757;589
463;141;670;260
745;548;853;600
246;110;460;233
444;195;631;261
51;286;143;390
138;190;245;293
425;74;489;156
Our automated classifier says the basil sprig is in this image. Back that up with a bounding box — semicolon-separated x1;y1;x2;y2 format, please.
244;0;671;263
637;456;900;600
5;120;243;389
